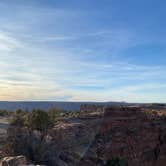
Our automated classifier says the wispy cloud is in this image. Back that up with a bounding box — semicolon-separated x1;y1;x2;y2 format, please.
0;31;22;51
0;1;166;102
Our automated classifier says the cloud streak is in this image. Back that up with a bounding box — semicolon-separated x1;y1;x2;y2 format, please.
0;1;166;102
0;31;22;51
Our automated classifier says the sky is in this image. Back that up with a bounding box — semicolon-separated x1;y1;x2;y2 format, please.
0;0;166;102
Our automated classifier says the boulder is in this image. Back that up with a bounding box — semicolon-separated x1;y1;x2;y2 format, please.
0;156;46;166
0;155;27;166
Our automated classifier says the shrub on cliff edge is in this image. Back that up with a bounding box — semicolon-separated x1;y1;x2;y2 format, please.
29;109;51;132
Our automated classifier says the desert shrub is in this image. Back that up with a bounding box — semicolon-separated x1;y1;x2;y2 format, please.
10;109;53;132
48;107;60;123
29;109;51;132
0;110;9;116
15;109;24;114
24;112;32;128
10;115;24;126
105;157;128;166
10;109;27;126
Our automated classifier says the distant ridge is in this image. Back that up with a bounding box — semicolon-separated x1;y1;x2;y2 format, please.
0;101;127;111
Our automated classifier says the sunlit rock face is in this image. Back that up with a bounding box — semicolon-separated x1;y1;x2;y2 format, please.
79;107;166;166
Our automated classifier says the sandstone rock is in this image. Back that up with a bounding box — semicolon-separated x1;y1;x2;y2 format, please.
0;155;27;166
80;106;166;166
0;156;46;166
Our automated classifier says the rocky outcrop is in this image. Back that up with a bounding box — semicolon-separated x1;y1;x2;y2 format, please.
0;155;46;166
4;115;102;166
0;156;27;166
79;107;166;166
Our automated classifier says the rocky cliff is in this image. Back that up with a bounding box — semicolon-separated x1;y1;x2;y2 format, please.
1;106;166;166
79;107;166;166
3;113;102;166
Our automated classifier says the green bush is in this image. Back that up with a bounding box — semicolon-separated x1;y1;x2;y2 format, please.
29;109;51;132
48;107;60;123
10;109;27;126
105;157;128;166
0;110;9;116
10;109;53;133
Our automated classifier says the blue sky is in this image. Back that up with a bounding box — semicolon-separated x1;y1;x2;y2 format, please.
0;0;166;102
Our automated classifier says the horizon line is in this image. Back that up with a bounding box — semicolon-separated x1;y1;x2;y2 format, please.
0;100;165;104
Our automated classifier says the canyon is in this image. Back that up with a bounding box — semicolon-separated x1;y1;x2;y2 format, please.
0;105;166;166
